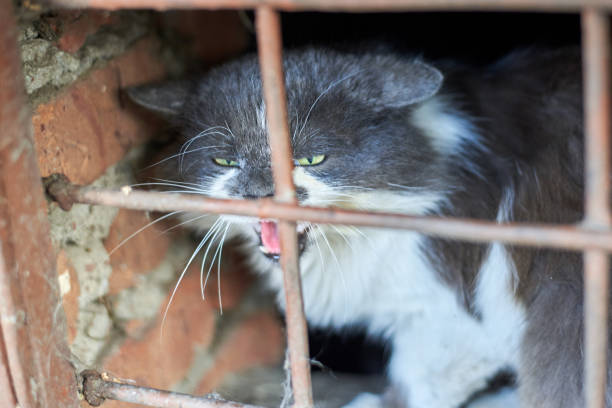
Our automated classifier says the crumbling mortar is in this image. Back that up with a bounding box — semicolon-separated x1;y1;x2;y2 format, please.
49;157;138;367
19;10;153;104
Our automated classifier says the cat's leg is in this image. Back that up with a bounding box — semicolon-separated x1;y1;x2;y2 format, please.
393;313;512;408
343;317;507;408
342;392;385;408
342;386;405;408
518;278;590;408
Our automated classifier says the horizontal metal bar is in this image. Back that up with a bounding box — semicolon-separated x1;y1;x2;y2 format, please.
43;0;612;11
80;370;265;408
47;178;612;252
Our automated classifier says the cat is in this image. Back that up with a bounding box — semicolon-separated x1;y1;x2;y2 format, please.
127;46;605;408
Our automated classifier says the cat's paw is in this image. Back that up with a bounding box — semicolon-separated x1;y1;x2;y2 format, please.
342;392;385;408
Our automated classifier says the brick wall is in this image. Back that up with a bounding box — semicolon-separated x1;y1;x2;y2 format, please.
18;7;285;405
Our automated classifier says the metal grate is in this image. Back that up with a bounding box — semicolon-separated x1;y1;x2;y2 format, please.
1;1;611;408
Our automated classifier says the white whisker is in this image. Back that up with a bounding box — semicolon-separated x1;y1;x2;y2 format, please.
203;223;227;304
298;71;361;137
109;211;182;256
216;224;231;315
159;213;213;234
198;221;225;299
314;225;349;324
161;218;221;340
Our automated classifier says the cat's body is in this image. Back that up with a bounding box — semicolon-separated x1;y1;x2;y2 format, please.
128;46;605;407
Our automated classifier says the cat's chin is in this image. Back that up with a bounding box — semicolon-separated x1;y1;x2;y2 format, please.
253;220;310;262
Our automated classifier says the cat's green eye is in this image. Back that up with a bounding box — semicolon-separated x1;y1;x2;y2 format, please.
296;154;326;166
213;158;239;167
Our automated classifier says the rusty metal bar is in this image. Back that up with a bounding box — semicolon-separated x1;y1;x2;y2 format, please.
80;370;265;408
255;7;314;408
0;2;80;407
0;338;17;408
0;248;18;408
0;244;26;407
256;7;296;205
583;10;611;227
582;9;611;408
43;0;612;12
46;179;612;252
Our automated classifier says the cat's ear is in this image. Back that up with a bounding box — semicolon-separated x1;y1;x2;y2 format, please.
125;80;191;116
384;60;443;107
366;60;443;109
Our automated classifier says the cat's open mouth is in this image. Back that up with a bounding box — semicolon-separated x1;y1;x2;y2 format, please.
254;220;309;261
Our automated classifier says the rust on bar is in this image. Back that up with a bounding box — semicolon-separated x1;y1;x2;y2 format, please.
256;7;296;204
0;341;17;408
584;250;610;408
582;9;611;408
0;244;25;407
0;251;18;408
0;2;79;407
46;179;612;253
80;370;265;408
583;9;611;227
256;7;314;408
44;0;612;12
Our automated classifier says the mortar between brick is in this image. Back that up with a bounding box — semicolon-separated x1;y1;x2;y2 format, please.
20;11;151;101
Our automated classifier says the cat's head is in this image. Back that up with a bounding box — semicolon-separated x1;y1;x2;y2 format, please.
128;48;458;261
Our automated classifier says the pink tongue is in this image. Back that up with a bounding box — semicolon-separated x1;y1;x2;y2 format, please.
260;221;280;254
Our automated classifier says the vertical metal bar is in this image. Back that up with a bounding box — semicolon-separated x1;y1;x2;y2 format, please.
0;243;28;406
0;1;80;407
582;9;611;408
0;308;18;408
255;7;314;408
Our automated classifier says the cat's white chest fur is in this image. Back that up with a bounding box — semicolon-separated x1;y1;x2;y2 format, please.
257;222;526;408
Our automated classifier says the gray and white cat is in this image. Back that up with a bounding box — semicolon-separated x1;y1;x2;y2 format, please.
128;46;604;408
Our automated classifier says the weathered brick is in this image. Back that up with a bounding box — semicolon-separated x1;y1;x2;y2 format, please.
104;209;171;295
45;10;118;54
195;311;285;394
102;269;216;392
56;249;80;343
32;37;166;185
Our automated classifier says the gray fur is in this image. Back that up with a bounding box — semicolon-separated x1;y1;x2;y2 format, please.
129;46;607;408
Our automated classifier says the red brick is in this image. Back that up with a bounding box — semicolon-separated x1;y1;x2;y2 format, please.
56;249;80;343
163;11;248;64
195;311;285;394
104;209;171;295
45;10;118;53
32;37;166;185
102;269;215;392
